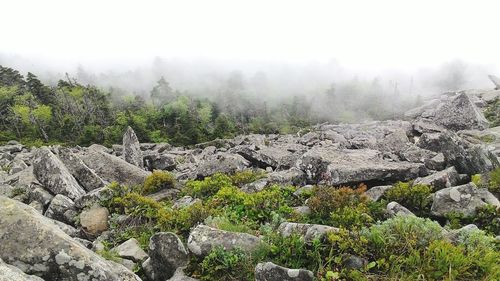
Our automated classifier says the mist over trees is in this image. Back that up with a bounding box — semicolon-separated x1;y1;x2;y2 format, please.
0;56;497;147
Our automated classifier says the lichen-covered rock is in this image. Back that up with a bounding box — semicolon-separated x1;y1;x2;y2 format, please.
431;183;500;217
144;152;177;171
413;166;460;190
187;225;261;257
386;201;415;217
277;222;339;243
27;187;53;208
79;206;109;237
255;262;314;281
0;258;44;281
44;194;78;225
32;147;86;200
79;146;150;186
166;268;199;281
433;92;489;131
122;126;144;168
149;232;188;280
172;196;201;209
112;238;148;262
58;147;107;192
298;147;425;186
0;196;141;281
195;152;249;178
365;185;392;201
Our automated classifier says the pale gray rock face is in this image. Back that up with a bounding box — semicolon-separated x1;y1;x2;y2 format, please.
386;202;415;218
0;258;44;281
277;222;339;243
44;194;78;225
32;147;86;200
79;145;150;187
433;93;490;131
122;126;144;168
298;147;426;186
27;187;53;208
255;262;314;281
413;166;460;190
187;225;261;257
8;159;27;175
148;232;188;281
195;152;250;178
172;196;201;209
0;196;141;281
144;152;177;171
365;185;392;201
431;183;500;217
166;268;199;281
112;238;148;262
58;147;107;192
418;131;499;175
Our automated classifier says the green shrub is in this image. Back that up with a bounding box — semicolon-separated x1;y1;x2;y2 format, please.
444;205;500;235
230;169;266;187
200;247;255;281
488;167;500;193
183;173;233;199
383;182;432;216
142;170;175;195
362;216;443;258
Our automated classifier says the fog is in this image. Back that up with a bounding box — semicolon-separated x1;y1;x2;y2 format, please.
1;0;500;122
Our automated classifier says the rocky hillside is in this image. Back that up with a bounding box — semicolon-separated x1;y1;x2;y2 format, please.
0;89;499;280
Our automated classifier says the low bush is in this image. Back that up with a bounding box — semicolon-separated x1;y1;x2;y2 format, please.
200;247;255;281
183;173;233;199
230;169;266;187
142;170;175;195
383;181;432;216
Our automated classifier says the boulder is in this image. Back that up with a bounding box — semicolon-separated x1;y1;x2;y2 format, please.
166;268;199;281
433;92;489;131
122;126;144;168
267;168;307;186
298;147;425;186
195;152;249;178
413;166;460;190
44;194;78;225
235;145;293;169
74;186;113;209
365;185;392;201
277;222;339;243
58;148;107;192
148;232;189;280
144;153;177;171
79;206;109;237
418;131;499;174
172;196;201;209
386;202;415;217
431;183;500;217
32;147;86;200
0;196;140;281
79;146;150;186
112;238;148;262
187;225;261;257
254;262;314;281
27;187;53;208
8;159;27;175
0;258;44;281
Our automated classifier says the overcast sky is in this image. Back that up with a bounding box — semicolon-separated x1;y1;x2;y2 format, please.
1;0;500;72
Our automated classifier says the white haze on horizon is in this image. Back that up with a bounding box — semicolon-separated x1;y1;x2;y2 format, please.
1;0;500;98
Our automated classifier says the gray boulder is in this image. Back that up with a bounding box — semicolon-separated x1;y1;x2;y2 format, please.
187;225;261;257
277;222;339;243
148;232;189;280
79;146;150;187
166;268;199;281
122;126;144;168
44;194;78;225
433;92;489;131
413;166;460;190
431;183;500;217
112;238;148;262
365;185;392;201
195;152;249;178
58;148;107;191
298;147;425;186
79;206;109;237
0;196;141;281
32;147;86;200
172;196;201;209
386;201;415;217
0;258;44;281
255;262;314;281
144;153;177;171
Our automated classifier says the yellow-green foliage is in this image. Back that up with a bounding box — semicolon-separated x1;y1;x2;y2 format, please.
230;169;266;187
183;173;233;199
142;170;175;195
489;167;500;193
383;181;432;216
